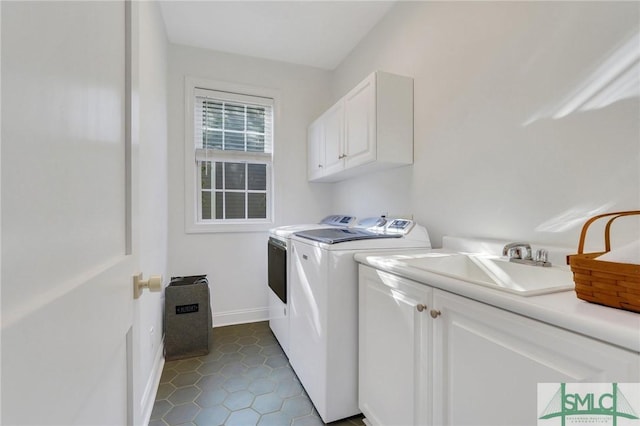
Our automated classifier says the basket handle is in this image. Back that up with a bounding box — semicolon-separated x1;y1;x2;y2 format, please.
577;210;640;254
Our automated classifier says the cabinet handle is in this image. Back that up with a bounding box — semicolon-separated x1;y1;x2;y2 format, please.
318;164;323;168
430;309;441;318
416;304;427;312
338;154;347;159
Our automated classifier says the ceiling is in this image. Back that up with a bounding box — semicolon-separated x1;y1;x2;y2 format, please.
158;1;396;70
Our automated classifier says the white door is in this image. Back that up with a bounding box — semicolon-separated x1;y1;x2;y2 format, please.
358;266;432;426
2;2;139;424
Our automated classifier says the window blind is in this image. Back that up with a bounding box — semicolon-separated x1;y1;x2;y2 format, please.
194;88;274;162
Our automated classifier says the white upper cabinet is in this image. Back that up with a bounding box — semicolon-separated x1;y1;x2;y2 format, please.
307;117;325;181
308;71;413;182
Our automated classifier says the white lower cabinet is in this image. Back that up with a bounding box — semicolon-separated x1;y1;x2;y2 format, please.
359;266;432;426
358;265;640;426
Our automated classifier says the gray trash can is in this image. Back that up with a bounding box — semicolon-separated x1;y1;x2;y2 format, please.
164;275;212;361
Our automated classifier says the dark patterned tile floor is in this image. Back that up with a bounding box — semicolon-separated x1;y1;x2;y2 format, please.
149;321;365;426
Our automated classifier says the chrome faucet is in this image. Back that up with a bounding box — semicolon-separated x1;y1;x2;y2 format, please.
502;242;552;267
502;242;532;259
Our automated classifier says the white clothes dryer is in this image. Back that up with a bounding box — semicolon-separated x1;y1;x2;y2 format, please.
267;215;356;357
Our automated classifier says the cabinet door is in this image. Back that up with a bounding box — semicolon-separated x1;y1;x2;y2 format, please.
344;73;376;169
307;118;325;181
359;266;431;426
431;290;640;426
322;101;345;175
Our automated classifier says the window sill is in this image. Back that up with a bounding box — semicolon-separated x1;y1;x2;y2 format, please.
185;221;274;234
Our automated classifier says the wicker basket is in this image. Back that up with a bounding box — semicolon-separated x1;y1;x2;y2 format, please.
567;211;640;313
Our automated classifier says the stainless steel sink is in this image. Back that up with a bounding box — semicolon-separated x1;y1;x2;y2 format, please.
401;253;574;296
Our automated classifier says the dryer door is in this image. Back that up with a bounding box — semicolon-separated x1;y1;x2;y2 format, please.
268;237;287;303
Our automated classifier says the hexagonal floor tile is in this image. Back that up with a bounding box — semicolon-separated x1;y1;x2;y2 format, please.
160;368;178;383
220;361;248;378
171;371;202;388
156;382;177;400
265;354;288;369
276;379;303;399
242;354;267;367
174;359;203;373
248;377;277;396
225;408;260;426
198;360;225;375
236;336;259;345
245;364;273;380
223;390;255;411
219;352;244;364
196;373;225;391
252;393;284;415
163;402;200;425
257;411;294;426
260;344;283;356
269;366;295;383
150;399;172;420
282;395;314;418
218;343;241;353
168;386;201;405
240;344;262;356
223;375;252;393
195;388;229;408
193;405;230;426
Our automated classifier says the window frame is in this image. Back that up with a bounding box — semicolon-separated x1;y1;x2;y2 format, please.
184;77;278;233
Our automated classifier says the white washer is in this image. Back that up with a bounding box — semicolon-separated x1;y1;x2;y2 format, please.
289;219;431;423
267;215;356;357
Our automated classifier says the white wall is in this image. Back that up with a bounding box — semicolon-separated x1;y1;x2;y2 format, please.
330;2;640;249
167;45;333;325
134;1;169;424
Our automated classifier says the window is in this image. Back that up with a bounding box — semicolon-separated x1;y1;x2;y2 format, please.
185;79;276;232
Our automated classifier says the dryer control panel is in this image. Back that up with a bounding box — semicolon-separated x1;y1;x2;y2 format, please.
385;219;414;234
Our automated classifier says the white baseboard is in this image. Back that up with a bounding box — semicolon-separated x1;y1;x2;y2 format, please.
141;339;165;426
213;307;269;328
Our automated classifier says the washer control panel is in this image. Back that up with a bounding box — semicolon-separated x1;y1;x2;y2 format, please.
320;215;357;227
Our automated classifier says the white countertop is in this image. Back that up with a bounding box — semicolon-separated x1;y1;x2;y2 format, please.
354;239;640;353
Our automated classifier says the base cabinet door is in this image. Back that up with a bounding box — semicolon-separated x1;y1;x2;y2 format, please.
358;266;432;426
431;290;640;426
